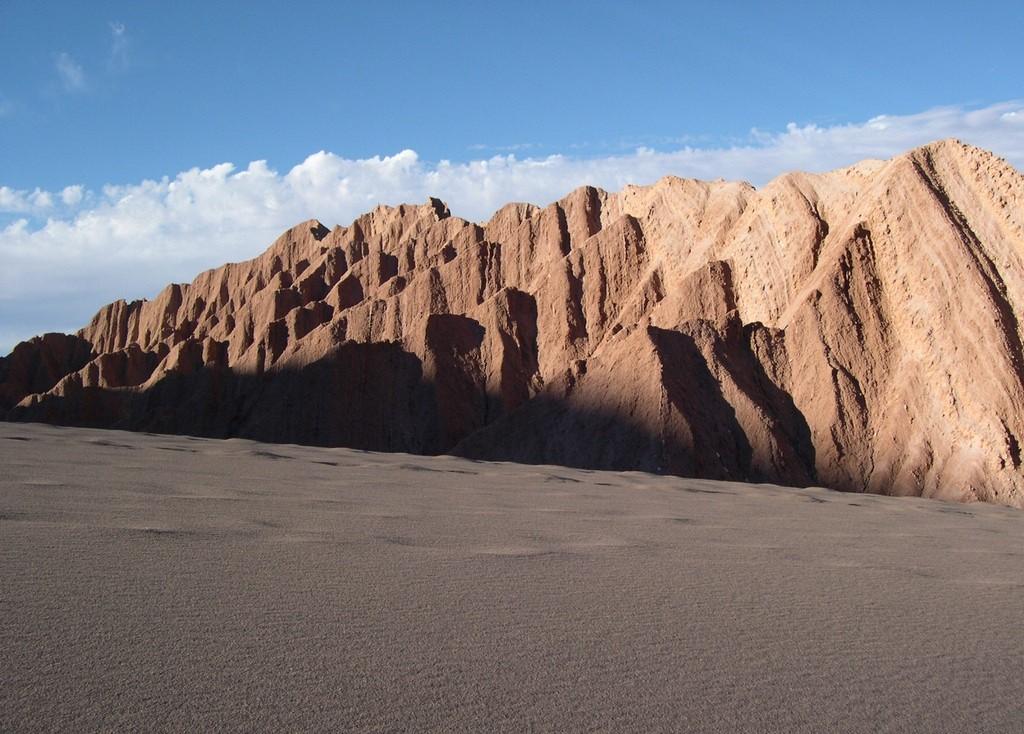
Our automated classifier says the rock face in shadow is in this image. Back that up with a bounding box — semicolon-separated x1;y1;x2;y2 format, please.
0;333;94;412
5;140;1024;506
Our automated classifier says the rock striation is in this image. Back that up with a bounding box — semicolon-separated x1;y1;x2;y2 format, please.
4;140;1024;505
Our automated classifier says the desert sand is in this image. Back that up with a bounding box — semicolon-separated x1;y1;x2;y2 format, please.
2;422;1022;732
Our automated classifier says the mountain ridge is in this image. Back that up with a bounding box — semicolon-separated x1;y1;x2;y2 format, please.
4;138;1024;506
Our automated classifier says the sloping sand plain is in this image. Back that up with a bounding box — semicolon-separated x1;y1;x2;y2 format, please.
2;422;1022;732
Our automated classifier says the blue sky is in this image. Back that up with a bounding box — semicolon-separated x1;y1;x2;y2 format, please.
2;0;1022;191
1;1;1023;351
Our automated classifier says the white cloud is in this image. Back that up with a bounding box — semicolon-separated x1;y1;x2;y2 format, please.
1;100;1023;353
108;22;128;70
29;190;53;209
55;52;86;92
468;142;540;152
0;186;56;214
0;188;27;212
60;185;84;206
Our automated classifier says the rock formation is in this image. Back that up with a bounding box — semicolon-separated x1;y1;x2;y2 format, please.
3;139;1024;506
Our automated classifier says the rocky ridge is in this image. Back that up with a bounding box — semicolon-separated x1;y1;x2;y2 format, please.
3;139;1024;505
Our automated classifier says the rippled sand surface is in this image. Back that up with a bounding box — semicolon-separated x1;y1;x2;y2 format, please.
2;423;1022;732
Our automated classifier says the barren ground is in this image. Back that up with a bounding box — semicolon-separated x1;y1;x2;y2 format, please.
2;422;1022;732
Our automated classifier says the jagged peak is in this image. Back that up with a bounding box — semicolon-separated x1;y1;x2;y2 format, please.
558;183;611;206
482;201;542;228
427;196;451;219
897;137;1007;170
647;173;754;192
861;137;1024;202
908;137;969;156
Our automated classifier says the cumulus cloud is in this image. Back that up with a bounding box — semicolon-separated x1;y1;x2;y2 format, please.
0;186;55;214
60;185;84;206
55;52;86;92
1;100;1023;352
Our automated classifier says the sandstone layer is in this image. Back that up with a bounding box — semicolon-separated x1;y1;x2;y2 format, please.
3;139;1023;505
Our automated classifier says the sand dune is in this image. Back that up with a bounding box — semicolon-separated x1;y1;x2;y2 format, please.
2;422;1022;732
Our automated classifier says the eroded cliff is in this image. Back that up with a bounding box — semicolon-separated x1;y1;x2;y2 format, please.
5;139;1023;505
